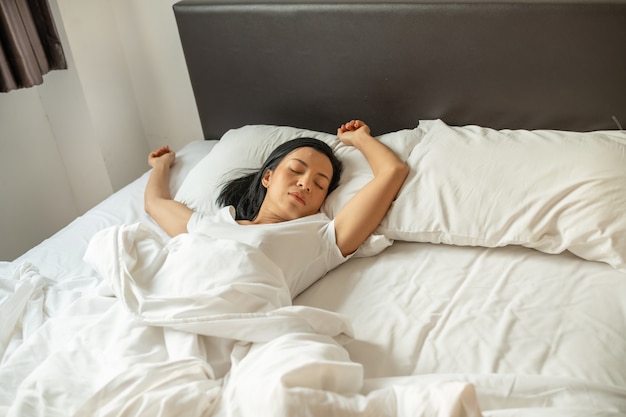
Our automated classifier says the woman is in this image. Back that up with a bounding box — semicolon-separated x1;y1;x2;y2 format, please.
145;119;408;296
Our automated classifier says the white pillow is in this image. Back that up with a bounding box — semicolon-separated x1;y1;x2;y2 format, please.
378;119;626;272
322;126;426;218
174;124;424;257
175;124;424;218
175;125;336;216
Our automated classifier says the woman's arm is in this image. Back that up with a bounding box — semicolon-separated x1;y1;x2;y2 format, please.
333;120;409;257
144;146;193;237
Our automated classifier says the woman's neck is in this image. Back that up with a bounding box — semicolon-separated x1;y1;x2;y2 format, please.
237;209;287;225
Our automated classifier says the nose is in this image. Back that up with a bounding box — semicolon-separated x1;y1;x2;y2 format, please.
297;176;311;192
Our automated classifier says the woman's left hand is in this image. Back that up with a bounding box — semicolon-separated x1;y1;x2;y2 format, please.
333;119;409;257
337;120;370;146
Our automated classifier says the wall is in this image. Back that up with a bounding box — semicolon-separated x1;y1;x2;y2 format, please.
0;0;202;261
109;0;203;151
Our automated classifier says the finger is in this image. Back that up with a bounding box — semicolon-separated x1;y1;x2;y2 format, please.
154;146;171;157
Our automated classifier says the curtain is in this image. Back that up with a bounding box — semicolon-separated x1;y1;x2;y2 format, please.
0;0;67;93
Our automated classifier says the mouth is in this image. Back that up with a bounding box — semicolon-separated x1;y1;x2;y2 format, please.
289;192;306;206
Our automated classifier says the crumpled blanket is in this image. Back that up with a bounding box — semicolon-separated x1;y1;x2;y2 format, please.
1;222;482;417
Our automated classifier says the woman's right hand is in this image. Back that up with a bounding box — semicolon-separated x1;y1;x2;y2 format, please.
144;145;193;237
148;146;176;169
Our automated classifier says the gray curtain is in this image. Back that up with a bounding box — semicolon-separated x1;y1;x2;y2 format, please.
0;0;67;93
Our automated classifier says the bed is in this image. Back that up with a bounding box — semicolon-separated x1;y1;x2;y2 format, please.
2;1;626;416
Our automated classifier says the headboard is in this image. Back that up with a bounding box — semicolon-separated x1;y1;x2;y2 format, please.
173;0;626;139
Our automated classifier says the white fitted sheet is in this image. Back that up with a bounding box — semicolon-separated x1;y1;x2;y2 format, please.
295;241;626;415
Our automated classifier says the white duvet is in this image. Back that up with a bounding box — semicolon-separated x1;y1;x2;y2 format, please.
0;222;481;417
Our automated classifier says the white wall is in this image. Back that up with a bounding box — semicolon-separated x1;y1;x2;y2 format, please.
0;86;82;260
0;0;202;261
110;0;203;151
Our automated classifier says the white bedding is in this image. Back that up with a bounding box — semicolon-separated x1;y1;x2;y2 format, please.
297;242;626;415
1;138;625;417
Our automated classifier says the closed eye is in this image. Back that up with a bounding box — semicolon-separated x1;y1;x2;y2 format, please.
288;158;330;190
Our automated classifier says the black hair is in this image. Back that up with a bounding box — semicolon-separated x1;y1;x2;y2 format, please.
216;138;343;221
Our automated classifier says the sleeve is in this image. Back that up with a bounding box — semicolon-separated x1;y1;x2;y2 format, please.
186;211;209;233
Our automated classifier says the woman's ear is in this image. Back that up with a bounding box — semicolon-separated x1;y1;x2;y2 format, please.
261;169;271;188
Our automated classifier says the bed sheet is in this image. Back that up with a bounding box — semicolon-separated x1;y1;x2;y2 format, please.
296;241;626;415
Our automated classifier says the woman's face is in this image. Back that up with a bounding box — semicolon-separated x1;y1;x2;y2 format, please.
261;147;334;221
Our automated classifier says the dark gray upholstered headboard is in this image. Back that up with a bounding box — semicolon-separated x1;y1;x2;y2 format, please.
173;0;626;139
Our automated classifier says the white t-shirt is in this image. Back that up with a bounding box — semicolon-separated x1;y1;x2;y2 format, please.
187;206;350;297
